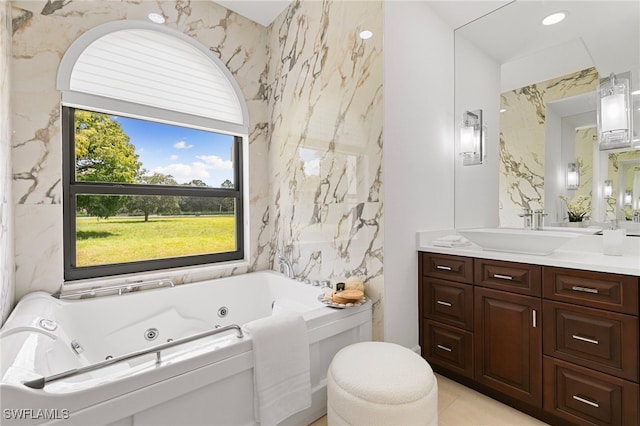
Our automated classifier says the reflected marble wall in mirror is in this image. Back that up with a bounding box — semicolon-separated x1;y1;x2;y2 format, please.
454;0;640;233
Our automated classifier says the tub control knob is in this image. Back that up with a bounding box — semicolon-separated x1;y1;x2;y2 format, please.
39;318;58;332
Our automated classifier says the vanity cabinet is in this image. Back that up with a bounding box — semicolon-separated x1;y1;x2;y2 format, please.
420;253;474;378
542;267;639;425
418;252;640;426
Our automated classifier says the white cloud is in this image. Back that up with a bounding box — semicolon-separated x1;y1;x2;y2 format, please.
196;155;233;169
153;162;210;183
173;141;193;149
169;154;179;161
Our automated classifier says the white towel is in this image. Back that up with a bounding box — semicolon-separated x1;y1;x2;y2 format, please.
431;235;471;248
242;312;311;426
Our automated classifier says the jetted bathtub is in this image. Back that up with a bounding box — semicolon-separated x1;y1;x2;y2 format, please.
0;271;372;426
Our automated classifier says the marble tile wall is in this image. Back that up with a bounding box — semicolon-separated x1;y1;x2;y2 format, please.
499;68;598;227
10;0;270;299
266;0;384;339
9;0;385;338
1;1;15;324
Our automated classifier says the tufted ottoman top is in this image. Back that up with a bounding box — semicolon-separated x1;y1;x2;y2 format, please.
328;341;436;405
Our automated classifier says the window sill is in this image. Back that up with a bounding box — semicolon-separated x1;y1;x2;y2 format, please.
61;258;251;295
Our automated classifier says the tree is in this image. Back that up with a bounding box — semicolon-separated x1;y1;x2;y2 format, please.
179;180;216;213
75;111;141;218
126;172;181;221
220;179;234;213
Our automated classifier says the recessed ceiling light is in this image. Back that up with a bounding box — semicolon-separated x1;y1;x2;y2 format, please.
148;12;166;24
500;108;507;113
542;11;567;26
359;30;373;40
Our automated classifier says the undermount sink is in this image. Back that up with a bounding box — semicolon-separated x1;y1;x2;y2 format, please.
457;227;583;255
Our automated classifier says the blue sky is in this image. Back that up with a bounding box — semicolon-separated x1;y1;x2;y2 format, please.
114;116;234;187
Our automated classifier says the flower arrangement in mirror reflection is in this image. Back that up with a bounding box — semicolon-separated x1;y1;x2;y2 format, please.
559;195;592;222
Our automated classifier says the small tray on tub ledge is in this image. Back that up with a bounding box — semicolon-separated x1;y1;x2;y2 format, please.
317;294;367;309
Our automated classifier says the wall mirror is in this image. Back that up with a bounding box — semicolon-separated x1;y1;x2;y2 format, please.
453;0;640;234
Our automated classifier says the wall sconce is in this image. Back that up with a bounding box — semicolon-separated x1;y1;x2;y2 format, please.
597;72;632;150
603;179;613;198
566;162;580;190
624;190;633;206
460;109;484;166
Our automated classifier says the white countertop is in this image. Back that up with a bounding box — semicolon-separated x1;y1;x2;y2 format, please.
417;229;640;277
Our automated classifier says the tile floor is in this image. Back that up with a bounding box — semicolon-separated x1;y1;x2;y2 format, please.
309;373;549;426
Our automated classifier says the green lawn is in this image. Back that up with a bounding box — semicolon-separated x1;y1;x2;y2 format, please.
76;215;236;266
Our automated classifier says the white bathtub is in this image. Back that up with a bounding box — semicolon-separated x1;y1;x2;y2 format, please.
0;271;372;426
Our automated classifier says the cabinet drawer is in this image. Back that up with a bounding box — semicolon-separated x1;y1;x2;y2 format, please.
543;301;639;381
543;267;639;315
423;320;473;378
422;253;473;284
474;259;541;296
423;277;473;331
544;357;640;426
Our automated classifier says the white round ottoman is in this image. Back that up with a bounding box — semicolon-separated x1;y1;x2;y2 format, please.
327;342;438;426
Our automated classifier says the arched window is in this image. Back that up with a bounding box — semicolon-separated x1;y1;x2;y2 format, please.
58;21;247;281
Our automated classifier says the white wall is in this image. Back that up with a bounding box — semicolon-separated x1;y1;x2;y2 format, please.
454;35;500;229
383;1;455;349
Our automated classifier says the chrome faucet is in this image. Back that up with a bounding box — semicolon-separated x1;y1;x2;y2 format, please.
519;208;533;229
533;209;547;231
277;254;294;279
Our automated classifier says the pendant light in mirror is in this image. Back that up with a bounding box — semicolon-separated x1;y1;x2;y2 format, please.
597;72;632;150
460;109;484;166
566;162;579;190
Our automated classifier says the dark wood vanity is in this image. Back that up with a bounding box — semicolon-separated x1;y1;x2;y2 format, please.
419;251;640;426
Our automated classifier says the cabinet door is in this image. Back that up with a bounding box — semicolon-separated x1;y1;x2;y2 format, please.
475;287;542;407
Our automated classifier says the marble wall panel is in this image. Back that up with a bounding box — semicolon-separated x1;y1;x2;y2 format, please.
1;1;15;324
266;1;384;339
499;67;598;227
10;0;270;299
9;0;384;342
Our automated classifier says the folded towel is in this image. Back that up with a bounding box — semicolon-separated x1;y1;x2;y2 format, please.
272;299;311;315
242;312;311;426
431;235;471;248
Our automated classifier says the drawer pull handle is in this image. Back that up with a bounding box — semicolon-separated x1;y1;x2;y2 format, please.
571;285;599;294
437;300;452;307
436;265;452;271
532;309;537;328
572;334;599;345
493;274;513;280
572;395;599;408
436;344;452;352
